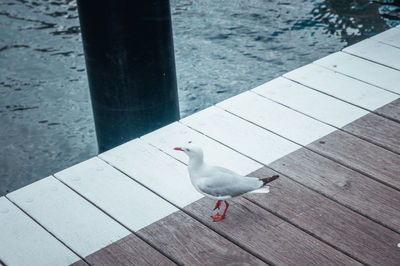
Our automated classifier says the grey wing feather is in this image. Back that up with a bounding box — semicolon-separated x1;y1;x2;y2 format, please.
197;169;262;197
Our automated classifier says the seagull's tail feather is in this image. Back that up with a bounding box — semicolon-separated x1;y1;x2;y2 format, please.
260;175;279;187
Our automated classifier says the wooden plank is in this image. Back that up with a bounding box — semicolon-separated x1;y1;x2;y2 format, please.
283;63;399;113
308;130;400;190
342;112;400;154
55;157;178;231
217;91;336;145
0;197;81;266
183;197;360;266
140;121;262;176
71;234;176;266
343;38;400;70
99;139;203;208
268;147;400;233
181;106;300;164
252;77;368;128
314;52;400;95
371;28;400;48
246;167;400;266
7;176;130;258
375;98;400;121
137;211;266;265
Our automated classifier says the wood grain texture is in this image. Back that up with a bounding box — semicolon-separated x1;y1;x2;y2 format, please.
70;234;176;266
342;112;400;154
268;147;400;233
343;38;400;70
246;167;400;266
0;197;81;266
375;98;400;121
138;211;266;266
307;130;400;190
314;52;400;95
185;197;360;266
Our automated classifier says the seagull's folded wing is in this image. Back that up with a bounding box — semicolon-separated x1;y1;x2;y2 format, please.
197;169;262;198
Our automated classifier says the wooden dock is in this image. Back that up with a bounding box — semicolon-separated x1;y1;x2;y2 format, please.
1;27;400;266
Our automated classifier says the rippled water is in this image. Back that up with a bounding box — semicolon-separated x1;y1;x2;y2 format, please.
0;0;399;195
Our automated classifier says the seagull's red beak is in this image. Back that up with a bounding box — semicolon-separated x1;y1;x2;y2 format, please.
174;147;183;151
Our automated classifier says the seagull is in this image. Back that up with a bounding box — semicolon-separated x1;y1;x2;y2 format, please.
174;144;279;222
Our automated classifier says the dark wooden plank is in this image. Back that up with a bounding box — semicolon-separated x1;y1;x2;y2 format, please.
375;98;400;122
71;234;176;266
268;148;400;233
70;260;89;266
184;197;360;266
307;130;400;190
342;112;400;154
246;167;400;266
138;211;266;265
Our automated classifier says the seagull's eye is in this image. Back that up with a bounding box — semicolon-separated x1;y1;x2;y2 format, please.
188;141;192;144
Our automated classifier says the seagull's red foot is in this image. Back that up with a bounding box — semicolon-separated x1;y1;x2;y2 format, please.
211;213;225;222
213;200;222;210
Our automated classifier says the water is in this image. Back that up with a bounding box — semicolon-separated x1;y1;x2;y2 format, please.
0;0;399;196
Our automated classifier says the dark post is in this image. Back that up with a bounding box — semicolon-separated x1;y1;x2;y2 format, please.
76;0;180;152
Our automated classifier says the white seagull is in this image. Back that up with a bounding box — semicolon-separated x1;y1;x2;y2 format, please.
174;144;279;222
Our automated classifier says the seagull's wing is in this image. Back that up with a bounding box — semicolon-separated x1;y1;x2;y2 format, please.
196;167;262;198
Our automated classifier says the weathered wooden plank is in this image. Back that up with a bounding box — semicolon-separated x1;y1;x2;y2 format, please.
99;139;203;208
246;167;400;266
55;157;178;231
343;38;400;70
342;111;400;154
268;147;400;233
217;91;335;145
141;121;262;176
70;234;176;266
283;63;398;113
137;211;266;265
314;52;400;95
184;197;360;266
308;130;400;190
181;106;300;164
375;98;400;121
145;120;400;264
0;197;81;266
252;77;368;128
7;176;130;258
371;27;400;48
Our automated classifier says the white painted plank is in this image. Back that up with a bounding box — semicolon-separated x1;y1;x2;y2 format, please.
0;197;80;266
252;77;368;128
141;122;262;175
55;157;178;232
371;28;400;48
7;177;130;258
284;63;398;110
99;139;203;208
217;91;336;145
314;52;400;95
181;106;300;165
343;38;400;70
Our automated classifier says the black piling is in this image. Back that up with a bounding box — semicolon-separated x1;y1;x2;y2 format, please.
77;0;180;152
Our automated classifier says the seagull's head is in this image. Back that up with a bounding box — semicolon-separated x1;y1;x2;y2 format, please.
173;143;203;160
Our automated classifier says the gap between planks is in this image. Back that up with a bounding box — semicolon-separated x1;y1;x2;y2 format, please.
249;89;400;156
179;118;400;235
4;196;91;266
87;157;273;265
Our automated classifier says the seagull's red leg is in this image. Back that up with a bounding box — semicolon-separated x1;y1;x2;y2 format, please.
212;200;229;222
213;200;222;210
